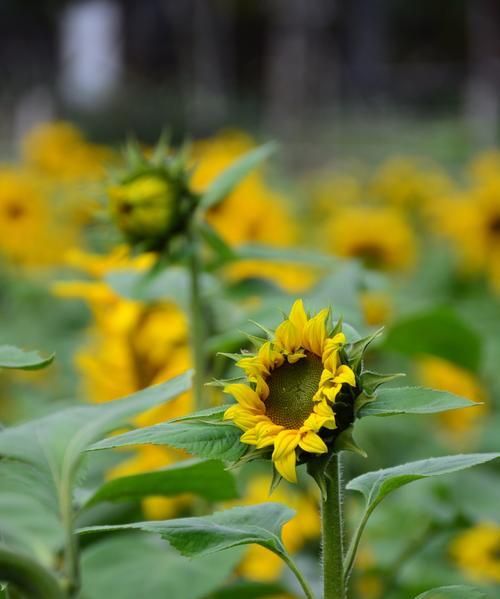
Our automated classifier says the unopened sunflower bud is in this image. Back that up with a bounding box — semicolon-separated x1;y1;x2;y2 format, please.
109;175;176;244
108;140;196;250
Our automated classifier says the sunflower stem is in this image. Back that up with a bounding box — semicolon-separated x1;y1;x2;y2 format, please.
188;223;206;410
321;453;346;599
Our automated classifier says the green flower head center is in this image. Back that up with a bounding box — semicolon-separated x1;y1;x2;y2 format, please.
264;352;323;429
110;175;176;240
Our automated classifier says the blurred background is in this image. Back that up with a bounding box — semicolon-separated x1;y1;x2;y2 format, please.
2;0;500;159
1;2;500;597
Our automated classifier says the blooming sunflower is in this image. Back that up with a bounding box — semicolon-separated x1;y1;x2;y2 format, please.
324;206;416;272
450;523;500;583
223;300;357;482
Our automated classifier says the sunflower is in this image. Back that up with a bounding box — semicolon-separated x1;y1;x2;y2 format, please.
324;206;416;271
0;168;77;266
22;121;112;181
54;248;193;519
430;180;500;292
369;156;452;211
223;300;356;482
450;523;500;583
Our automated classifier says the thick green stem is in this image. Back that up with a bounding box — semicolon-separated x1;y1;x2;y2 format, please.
321;453;346;599
188;225;206;410
0;544;64;599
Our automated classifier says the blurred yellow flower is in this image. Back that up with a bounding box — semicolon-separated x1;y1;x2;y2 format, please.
430;180;500;292
370;157;452;211
450;523;500;583
22;121;112;181
360;291;392;326
227;475;320;582
54;247;193;519
0;168;77;266
416;356;486;434
325;206;416;271
191;130;316;292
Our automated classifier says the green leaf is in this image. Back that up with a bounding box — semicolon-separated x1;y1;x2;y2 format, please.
170;405;230;422
198;142;277;211
414;585;487;599
89;420;246;463
81;533;243;599
79;503;293;561
346;328;384;370
0;345;54;371
237;244;336;268
384;307;481;372
0;372;191;532
359;371;405;394
347;453;500;512
85;459;238;507
198;221;237;263
357;386;477;418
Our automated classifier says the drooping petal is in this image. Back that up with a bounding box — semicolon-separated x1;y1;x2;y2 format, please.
272;430;301;483
224;405;265;431
240;427;259;445
255;422;284;448
333;365;356;387
299;431;327;455
224;383;265;411
302;308;329;355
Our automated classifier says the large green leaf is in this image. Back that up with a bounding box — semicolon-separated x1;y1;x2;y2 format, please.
358;386;476;418
0;345;54;371
79;503;293;561
414;586;487;599
384;307;481;371
198;142;277;211
80;533;243;599
89;420;246;462
0;372;191;524
347;453;500;511
85;458;238;507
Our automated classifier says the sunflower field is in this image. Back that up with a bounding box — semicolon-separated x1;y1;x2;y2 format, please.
0;116;498;599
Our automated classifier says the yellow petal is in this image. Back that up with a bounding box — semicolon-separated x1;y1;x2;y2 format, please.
224;383;265;411
288;299;308;332
299;431;327;454
302;308;329;355
333;365;356;387
240;428;259;445
257;342;284;371
272;430;301;460
255;422;284;448
272;431;300;483
224;405;265;431
275;319;302;353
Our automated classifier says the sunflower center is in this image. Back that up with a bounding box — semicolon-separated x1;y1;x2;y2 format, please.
488;214;500;238
264;352;323;429
350;243;385;268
